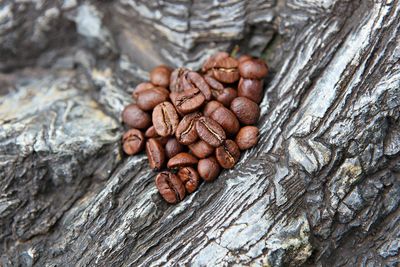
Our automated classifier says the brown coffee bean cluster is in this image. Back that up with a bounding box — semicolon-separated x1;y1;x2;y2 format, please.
121;52;268;204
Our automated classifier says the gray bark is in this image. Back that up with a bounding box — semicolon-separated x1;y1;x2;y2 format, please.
0;0;399;266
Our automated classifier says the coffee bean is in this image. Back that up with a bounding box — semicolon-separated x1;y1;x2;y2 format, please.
132;82;154;99
167;152;198;169
165;138;184;159
197;156;220;182
137;87;169;111
215;88;237;107
145;125;158;138
122;129;145;155
150;65;172;87
210;106;240;136
146;138;165;171
238;58;268;79
178;167;200;193
182;71;212;100
122;104;151;129
238;54;252;63
202;51;229;72
235;126;260;150
170;68;189;93
238;78;264;103
203;100;223;117
175;112;202;145
189;140;214;159
175;88;205;114
204;76;224;92
212;57;240;83
216;140;240;169
230;97;260;125
155;171;185;204
195;116;226;147
152;102;179;137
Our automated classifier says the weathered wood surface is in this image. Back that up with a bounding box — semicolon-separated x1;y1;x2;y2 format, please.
0;0;399;266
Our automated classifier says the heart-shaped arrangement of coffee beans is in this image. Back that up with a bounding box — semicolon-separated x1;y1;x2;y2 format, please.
122;51;268;204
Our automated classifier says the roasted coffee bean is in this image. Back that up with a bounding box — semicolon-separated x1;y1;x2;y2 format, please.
165;138;184;159
195;116;226;147
216;140;240;169
145;126;158;138
170;68;190;93
133;82;154;99
202;51;229;72
152;102;179;137
178;167;200;193
175;112;202;145
167;152;198;169
197;156;220;182
238;78;264;104
216;87;237;107
137;87;169;111
230;97;260;125
155;171;185;204
238;58;268;79
238;54;252;63
210;106;240;136
150;65;172;87
146;138;165;171
122;104;151;129
189;140;214;159
203;100;223;117
181;71;212;100
212;57;240;83
235;126;260;150
175;88;205;114
122;129;145;155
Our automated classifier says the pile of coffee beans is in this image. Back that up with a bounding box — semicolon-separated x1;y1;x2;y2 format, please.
121;51;268;204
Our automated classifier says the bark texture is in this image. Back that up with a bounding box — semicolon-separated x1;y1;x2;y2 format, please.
0;0;399;266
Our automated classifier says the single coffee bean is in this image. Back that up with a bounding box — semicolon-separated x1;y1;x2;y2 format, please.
216;140;240;169
175;112;202;145
189;140;214;159
137;87;169;111
235;126;260;150
197;156;220;182
230;97;260;125
203;100;223;117
155;171;185;204
216;88;237;107
204;76;224;92
146;138;165;171
145;125;158;138
178;167;200;193
212;57;240;83
238;58;268;79
167;152;198;169
181;71;212;100
202;51;229;72
196;116;226;147
210;106;240;136
122;104;151;129
152;102;179;137
132;82;154;99
170;68;189;93
122;129;145;155
175;88;205;114
238;54;252;63
150;65;172;87
238;78;264;104
165;138;184;159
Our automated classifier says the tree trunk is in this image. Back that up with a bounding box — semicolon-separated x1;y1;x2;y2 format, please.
0;0;399;266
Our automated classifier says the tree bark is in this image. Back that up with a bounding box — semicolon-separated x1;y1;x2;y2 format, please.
0;0;399;266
